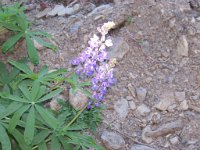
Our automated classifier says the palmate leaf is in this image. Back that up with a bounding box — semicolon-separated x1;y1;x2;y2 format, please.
25;34;39;64
8;104;30;133
2;32;24;53
8;59;32;75
37;88;63;103
24;106;35;145
35;105;59;129
0;124;11;150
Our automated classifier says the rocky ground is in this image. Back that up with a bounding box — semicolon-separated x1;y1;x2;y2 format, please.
2;0;200;150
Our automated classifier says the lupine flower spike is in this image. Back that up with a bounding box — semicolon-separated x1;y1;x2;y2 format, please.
71;21;116;109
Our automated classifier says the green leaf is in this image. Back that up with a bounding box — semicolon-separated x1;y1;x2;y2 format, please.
35;85;46;100
8;104;30;133
58;136;73;150
12;14;28;30
32;31;52;39
37;88;63;103
1;22;22;31
33;36;57;51
8;59;32;75
79;82;92;87
18;84;31;101
11;129;32;150
31;81;40;101
0;124;11;150
32;130;50;145
0;62;9;84
38;66;48;78
0;102;22;119
50;134;61;150
35;105;58;129
25;34;39;64
2;32;23;53
38;142;47;150
2;94;29;103
24;106;35;145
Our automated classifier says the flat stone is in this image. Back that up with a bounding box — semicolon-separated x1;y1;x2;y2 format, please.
131;144;155;150
137;104;150;116
136;87;147;101
101;131;125;150
108;37;130;60
114;99;129;120
177;35;189;57
155;91;176;111
69;89;88;110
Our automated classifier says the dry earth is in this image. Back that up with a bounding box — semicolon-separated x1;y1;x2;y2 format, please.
1;0;200;150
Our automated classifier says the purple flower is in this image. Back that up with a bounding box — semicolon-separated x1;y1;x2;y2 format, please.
71;22;116;108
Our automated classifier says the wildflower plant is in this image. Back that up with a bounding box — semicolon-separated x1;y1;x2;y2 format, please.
0;3;117;150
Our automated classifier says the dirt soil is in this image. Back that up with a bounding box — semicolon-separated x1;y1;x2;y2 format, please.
2;0;200;150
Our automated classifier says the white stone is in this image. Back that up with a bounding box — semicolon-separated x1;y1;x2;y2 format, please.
131;144;155;150
129;101;136;110
177;35;189;57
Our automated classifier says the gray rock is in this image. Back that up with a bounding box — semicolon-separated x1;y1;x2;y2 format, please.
101;131;125;150
137;104;150;116
131;144;155;150
114;99;129;119
154;91;176;111
136;87;147;101
177;35;189;57
36;8;51;19
108;37;130;60
47;4;80;17
69;89;88;110
87;4;113;17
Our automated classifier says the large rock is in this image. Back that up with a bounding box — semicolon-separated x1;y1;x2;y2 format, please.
69;89;88;110
177;35;188;57
108;37;130;60
154;91;176;111
131;144;155;150
101;131;125;150
114;99;129;120
136;104;151;116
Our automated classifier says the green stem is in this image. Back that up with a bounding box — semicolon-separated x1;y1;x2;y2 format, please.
63;105;87;132
32;138;51;150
